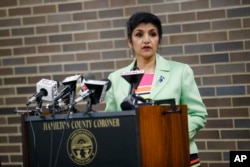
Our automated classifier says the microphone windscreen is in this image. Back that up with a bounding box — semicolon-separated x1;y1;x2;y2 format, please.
76;73;95;94
84;73;95;80
62;74;82;85
101;78;111;91
56;81;60;88
36;79;58;101
131;66;139;70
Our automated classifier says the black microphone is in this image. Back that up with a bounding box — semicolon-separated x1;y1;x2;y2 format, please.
120;67;144;110
26;79;59;106
58;74;82;99
84;73;96;81
74;89;92;105
53;85;71;102
47;74;95;113
47;75;82;113
99;78;112;102
74;78;111;105
48;75;81;104
26;89;47;106
74;73;96;104
103;78;111;91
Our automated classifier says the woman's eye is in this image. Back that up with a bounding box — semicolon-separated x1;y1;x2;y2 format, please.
150;32;157;37
135;33;143;37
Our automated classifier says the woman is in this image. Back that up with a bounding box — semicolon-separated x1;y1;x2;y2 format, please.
105;12;207;166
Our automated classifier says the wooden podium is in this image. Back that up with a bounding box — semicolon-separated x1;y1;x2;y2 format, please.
21;105;189;167
138;105;189;167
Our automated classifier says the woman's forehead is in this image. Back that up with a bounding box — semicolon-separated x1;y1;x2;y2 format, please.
133;23;158;32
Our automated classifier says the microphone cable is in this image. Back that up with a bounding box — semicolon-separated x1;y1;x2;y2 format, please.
48;101;56;167
49;80;61;167
51;74;93;166
27;106;40;167
53;92;75;167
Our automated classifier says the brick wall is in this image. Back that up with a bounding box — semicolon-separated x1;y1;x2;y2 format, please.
0;0;250;166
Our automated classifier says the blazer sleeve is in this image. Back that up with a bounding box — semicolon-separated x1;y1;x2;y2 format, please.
180;64;208;139
104;74;118;112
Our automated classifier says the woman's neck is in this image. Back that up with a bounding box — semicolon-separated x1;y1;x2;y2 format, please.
136;56;156;73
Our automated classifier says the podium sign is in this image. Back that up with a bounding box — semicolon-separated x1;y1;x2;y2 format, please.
22;111;140;167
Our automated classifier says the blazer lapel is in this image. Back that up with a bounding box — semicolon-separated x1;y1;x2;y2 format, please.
150;55;171;99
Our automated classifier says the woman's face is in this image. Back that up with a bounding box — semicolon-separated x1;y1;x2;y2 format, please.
128;23;160;59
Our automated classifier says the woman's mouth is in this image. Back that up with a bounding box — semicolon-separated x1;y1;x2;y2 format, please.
142;46;151;50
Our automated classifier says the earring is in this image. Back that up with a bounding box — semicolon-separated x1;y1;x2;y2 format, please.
129;48;133;58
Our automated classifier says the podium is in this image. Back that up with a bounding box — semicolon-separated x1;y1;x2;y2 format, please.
138;105;189;167
21;105;189;167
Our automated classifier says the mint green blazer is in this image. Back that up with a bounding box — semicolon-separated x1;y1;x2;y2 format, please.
104;54;207;154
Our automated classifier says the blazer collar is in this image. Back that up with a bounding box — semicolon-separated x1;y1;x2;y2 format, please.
125;54;170;71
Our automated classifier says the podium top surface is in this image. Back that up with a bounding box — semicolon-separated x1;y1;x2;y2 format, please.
24;110;135;122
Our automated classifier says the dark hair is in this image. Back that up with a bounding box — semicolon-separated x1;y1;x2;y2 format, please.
126;12;162;43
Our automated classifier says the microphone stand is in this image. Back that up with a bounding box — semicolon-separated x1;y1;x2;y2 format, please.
120;68;144;111
32;97;42;116
130;83;138;108
121;77;141;110
84;90;96;114
68;90;78;113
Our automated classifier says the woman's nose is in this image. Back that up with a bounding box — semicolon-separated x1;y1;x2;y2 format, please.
143;35;150;43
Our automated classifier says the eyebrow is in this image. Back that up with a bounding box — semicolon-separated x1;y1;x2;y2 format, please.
134;28;157;33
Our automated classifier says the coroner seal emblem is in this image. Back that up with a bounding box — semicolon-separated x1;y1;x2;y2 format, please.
67;129;97;165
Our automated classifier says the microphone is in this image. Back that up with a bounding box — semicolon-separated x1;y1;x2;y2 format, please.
102;78;111;92
53;85;71;102
121;67;144;91
81;78;112;113
47;74;81;113
26;79;59;106
48;73;96;112
74;89;92;104
53;74;82;102
120;67;144;110
80;73;96;90
84;78;111;105
74;73;96;104
46;98;68;113
74;78;111;105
